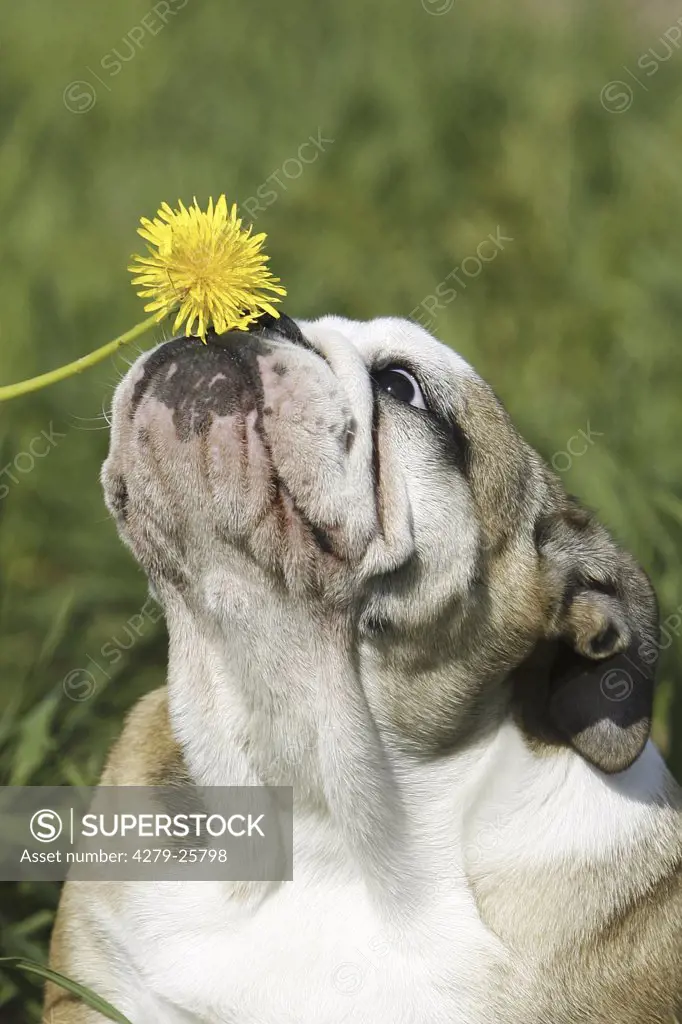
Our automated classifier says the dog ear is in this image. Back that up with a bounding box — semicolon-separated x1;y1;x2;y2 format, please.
536;500;659;774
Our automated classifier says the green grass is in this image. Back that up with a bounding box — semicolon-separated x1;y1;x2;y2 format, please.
2;0;682;1018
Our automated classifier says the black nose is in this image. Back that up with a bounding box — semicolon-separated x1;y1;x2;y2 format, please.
196;310;306;351
245;310;307;346
129;311;313;418
130;331;272;432
246;311;323;360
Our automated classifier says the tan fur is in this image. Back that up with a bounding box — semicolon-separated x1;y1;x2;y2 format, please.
476;807;682;1021
45;690;178;1022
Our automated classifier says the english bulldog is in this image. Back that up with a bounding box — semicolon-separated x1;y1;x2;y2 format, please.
46;314;682;1023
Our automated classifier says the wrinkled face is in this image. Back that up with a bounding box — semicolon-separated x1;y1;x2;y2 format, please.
104;315;536;620
103;315;658;769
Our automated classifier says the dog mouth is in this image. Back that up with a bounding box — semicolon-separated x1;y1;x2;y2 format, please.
106;320;379;584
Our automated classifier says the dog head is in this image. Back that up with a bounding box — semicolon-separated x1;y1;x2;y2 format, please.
103;315;659;775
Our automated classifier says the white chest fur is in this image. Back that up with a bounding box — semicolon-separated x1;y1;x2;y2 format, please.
91;725;673;1024
114;878;500;1023
93;759;511;1024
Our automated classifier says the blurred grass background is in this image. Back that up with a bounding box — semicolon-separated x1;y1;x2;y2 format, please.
2;0;682;1017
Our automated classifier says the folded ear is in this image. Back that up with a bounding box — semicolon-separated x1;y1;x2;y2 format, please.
536;501;659;774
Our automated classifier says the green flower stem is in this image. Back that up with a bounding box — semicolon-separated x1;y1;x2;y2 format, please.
0;313;160;402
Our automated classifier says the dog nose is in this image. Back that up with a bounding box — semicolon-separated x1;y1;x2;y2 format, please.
129;312;325;432
248;312;324;361
130;332;271;442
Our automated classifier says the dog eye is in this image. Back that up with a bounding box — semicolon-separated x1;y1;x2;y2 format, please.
372;366;427;409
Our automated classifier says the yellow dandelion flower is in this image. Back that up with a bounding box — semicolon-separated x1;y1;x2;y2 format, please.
128;195;287;341
0;195;288;402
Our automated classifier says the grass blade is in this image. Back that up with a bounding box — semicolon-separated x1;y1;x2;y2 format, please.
0;958;133;1023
